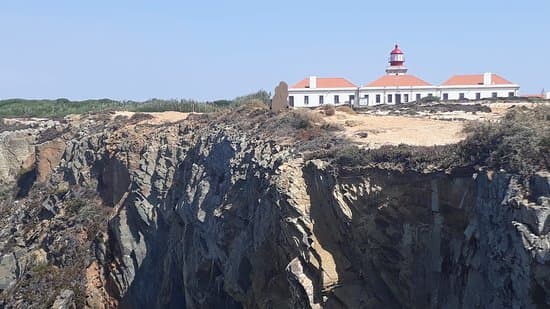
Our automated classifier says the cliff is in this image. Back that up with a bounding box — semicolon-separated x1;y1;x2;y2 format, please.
0;107;548;308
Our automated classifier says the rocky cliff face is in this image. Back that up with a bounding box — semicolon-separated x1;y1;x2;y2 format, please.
0;109;548;308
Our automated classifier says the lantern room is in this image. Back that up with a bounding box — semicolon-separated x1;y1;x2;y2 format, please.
386;44;408;75
389;44;405;66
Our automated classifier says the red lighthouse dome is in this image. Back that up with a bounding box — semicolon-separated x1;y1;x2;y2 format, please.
389;44;405;66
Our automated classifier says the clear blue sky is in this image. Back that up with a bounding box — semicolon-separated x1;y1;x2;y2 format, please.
0;0;548;101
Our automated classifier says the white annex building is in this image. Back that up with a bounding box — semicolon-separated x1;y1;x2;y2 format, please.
288;45;520;108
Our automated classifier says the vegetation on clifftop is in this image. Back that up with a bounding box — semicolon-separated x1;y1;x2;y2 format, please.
334;105;550;175
0;91;270;118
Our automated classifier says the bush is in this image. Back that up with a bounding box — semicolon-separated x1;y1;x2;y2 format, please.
458;105;550;174
283;109;324;129
0;91;271;118
318;104;336;116
65;199;86;215
336;106;356;114
332;105;550;175
334;144;457;171
420;96;440;103
129;112;154;124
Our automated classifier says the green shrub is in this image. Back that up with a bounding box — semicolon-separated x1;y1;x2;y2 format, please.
65;199;86;215
458;105;550;174
332;105;550;175
0;90;270;118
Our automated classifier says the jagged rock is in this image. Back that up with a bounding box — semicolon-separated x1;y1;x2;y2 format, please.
0;111;548;308
271;81;289;112
0;130;37;184
0;253;18;291
36;140;66;183
51;289;76;309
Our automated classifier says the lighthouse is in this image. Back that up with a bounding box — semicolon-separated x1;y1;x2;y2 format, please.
386;44;408;76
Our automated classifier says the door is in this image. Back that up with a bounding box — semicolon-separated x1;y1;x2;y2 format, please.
395;94;402;104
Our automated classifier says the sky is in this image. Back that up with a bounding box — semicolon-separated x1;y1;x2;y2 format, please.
0;1;549;101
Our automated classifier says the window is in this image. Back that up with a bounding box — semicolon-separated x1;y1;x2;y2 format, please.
349;95;355;103
476;93;481;100
508;92;515;97
388;94;393;103
428;93;433;97
443;93;449;101
376;94;381;103
404;94;409;102
363;94;368;98
492;92;498;98
304;96;309;105
416;94;421;101
459;93;465;100
334;95;339;104
289;96;294;107
319;95;324;105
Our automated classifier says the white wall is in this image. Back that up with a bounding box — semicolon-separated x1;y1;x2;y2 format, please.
546;92;550;100
288;88;357;107
358;87;437;106
357;85;519;106
439;86;519;101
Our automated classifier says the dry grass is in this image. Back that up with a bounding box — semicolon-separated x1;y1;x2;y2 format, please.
336;106;356;115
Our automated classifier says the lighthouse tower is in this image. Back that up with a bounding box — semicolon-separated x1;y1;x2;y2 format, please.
386;44;408;76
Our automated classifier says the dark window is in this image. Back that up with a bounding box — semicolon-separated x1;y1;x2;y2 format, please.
492;92;498;98
319;95;324;105
364;94;368;98
334;95;339;104
443;93;449;100
508;92;514;97
416;94;421;101
376;94;381;103
476;93;481;100
428;93;433;97
404;94;409;102
459;93;465;100
289;96;294;106
388;94;393;103
349;95;355;103
304;96;309;105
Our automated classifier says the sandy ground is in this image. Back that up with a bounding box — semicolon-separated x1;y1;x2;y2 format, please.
114;111;190;124
324;102;549;149
325;112;466;148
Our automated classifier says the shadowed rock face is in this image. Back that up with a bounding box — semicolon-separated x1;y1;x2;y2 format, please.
0;112;548;308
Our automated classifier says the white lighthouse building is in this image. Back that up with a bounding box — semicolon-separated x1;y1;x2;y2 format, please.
358;44;435;105
288;44;520;108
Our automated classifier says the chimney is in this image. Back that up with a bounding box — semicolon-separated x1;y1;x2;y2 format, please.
309;76;317;89
483;72;492;85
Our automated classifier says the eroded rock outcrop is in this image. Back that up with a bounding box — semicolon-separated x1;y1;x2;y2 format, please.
0;108;548;308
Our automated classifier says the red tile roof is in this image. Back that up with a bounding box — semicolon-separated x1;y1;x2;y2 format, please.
365;75;432;87
441;74;513;86
291;77;356;89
